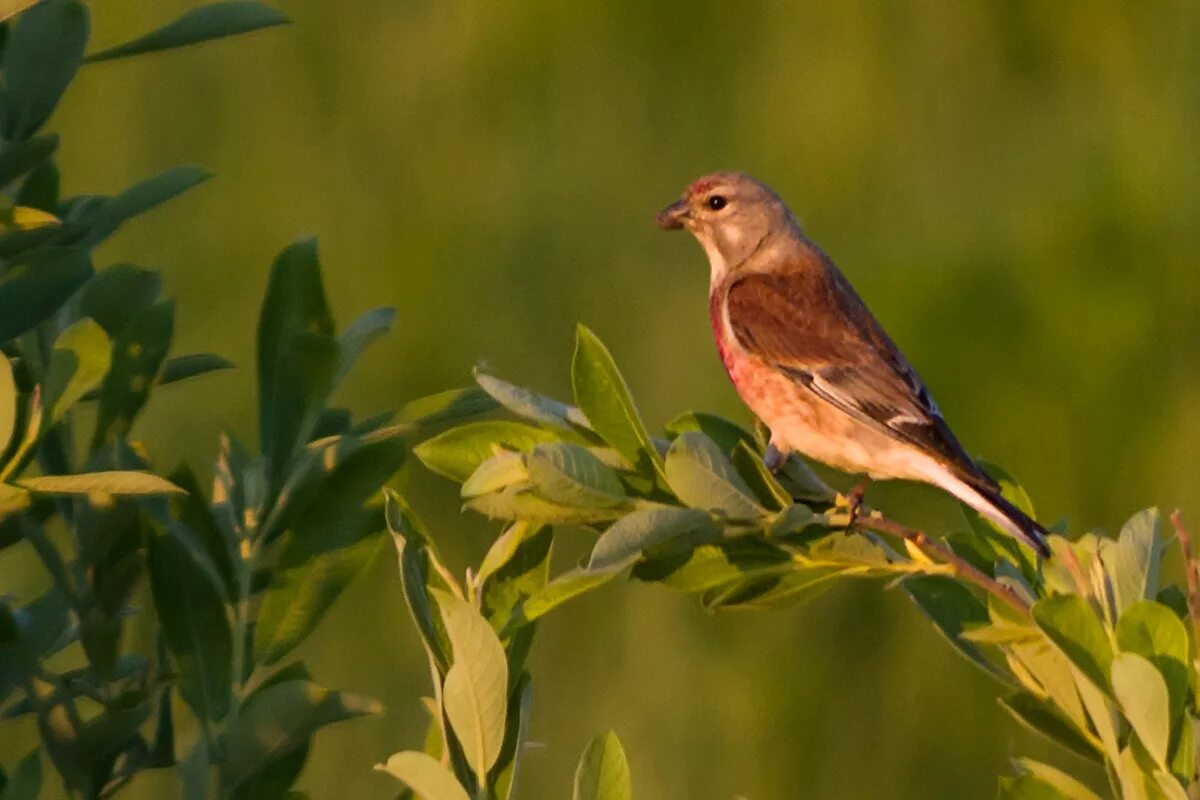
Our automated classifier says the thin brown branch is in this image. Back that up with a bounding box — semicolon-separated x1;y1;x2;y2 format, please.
1169;509;1200;669
854;514;1033;618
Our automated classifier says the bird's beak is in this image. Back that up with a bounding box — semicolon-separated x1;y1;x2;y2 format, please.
655;199;690;230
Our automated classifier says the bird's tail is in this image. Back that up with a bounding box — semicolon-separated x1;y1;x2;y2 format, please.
922;466;1051;559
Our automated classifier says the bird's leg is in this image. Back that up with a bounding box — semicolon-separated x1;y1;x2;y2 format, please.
838;477;872;528
763;442;785;473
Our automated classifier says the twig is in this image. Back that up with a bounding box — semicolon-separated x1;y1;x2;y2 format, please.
1169;510;1200;669
853;514;1033;618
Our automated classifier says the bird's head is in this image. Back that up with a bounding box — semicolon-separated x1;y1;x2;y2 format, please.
656;171;797;282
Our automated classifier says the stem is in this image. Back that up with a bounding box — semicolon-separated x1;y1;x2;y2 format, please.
854;514;1033;618
1169;510;1200;670
228;539;255;715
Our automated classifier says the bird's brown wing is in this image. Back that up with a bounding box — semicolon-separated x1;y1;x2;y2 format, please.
724;269;995;489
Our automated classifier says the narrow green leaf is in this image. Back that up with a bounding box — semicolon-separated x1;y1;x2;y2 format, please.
0;356;16;458
158;353;234;387
999;693;1102;761
997;774;1074;800
221;680;380;791
587;506;715;572
396;386;498;428
573;731;631;800
80;165;212;247
731;440;792;510
148;529;232;721
2;0;88;139
19;470;182;496
1012;758;1102;800
526;441;626;507
1110;508;1162;615
492;673;534;800
511;569;616;628
702;565;842;611
375;751;470;800
461;452;528;499
386;490;451;673
1031;594;1113;692
42;317;110;425
85;1;290;62
0;246;92;342
475;369;589;431
416;420;558;482
571;324;662;478
0;748;42;800
431;588;509;785
334;306;395;388
0;135;57;188
664;431;766;520
1111;652;1171;766
78;263;161;335
90;299;174;450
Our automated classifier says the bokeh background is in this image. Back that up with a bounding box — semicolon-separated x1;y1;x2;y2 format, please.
4;1;1200;797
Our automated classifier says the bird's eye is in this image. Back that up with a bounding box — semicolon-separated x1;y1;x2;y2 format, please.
707;195;727;211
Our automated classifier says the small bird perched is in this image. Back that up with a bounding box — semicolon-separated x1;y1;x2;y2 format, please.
656;171;1049;557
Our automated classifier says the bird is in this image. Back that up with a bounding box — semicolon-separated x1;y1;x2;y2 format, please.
655;171;1049;558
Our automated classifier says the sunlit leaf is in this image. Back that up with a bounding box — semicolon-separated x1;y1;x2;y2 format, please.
0;356;16;458
416;420;558;482
573;731;631;800
375;751;470;800
664;431;766;520
431;588;508;785
1115;600;1190;721
588;506;715;573
1111;652;1171;766
999;693;1102;762
997;774;1075;800
42;317;110;425
460;452;528;499
19;470;182;496
1031;595;1113;692
664;411;756;453
475;369;589;431
466;486;626;525
1012;758;1103;800
510;569;616;629
1109;508;1162;615
386;490;451;673
2;0;88;139
571;324;662;478
85;1;290;62
526;441;627;507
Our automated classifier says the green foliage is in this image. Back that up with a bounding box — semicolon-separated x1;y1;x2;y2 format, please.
384;324;1200;799
0;4;489;798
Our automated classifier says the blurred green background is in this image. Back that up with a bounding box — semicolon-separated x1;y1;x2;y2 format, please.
5;1;1200;797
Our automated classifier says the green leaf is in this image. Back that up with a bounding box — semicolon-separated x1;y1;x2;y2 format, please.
664;411;757;454
255;533;385;666
85;1;290;62
78;263;161;335
731;440;792;510
386;490;451;673
588;506;716;572
573;731;632;800
571;324;662;478
480;524;552;632
999;693;1102;761
1111;652;1171;766
334;306;395;388
1115;601;1190;721
491;674;534;800
158;353;234;387
2;0;88;139
461;452;528;499
997;774;1075;800
466;486;626;525
632;537;792;592
526;442;627;507
664;431;766;520
431;588;509;786
0;246;92;342
42;317;110;425
475;369;589;431
148;528;232;721
903;575;1004;681
702;564;842;611
0;748;42;800
509;569;616;629
0;1;47;26
1031;594;1113;692
19;470;183;496
79;165;212;247
1110;509;1162;615
258;241;340;480
416;420;558;482
375;751;470;800
1012;758;1103;800
90;299;174;450
0;135;57;188
396;387;498;428
0;356;16;459
221;680;380;791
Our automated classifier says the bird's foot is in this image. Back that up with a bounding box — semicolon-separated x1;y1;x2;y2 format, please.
835;478;872;529
763;442;785;473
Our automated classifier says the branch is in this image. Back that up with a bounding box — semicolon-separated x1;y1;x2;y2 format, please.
1170;510;1200;669
852;513;1033;618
